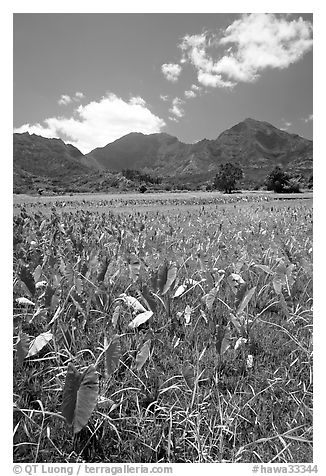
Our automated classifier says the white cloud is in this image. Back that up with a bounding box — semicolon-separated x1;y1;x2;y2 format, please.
169;97;185;120
58;91;85;106
184;89;196;99
161;63;182;82
304;114;313;123
280;120;292;131
14;93;166;153
178;14;312;89
129;96;146;106
58;94;72;106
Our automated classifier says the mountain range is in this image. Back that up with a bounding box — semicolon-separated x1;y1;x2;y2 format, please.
13;118;313;193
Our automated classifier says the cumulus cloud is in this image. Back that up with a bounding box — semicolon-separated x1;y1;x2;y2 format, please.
303;114;313;123
184;89;196;99
58;94;72;106
161;63;182;82
168;97;185;120
280;119;292;131
178;14;312;89
14;93;166;153
58;91;85;106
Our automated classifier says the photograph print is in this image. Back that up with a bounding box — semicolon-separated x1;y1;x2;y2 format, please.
13;12;313;465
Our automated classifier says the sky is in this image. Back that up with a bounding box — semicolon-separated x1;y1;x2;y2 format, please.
13;13;313;154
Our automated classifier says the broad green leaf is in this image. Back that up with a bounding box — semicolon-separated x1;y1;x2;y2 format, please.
112;305;121;328
104;335;121;378
16;333;30;365
228;313;242;334
173;284;187;298
120;293;147;313
135;340;151;371
97;257;109;283
61;364;99;434
234;337;247;351
20;266;36;296
16;297;35;306
74;276;83;295
162;263;177;295
158;263;177;296
237;286;256;315
182;364;194;390
26;331;53;358
129;310;153;329
157;262;168;293
217;326;232;355
273;273;286;294
246;354;254;369
128;253;141;282
33;265;43;283
202;285;219;311
227;273;245;294
140;285;157;313
254;264;273;275
184;305;192;325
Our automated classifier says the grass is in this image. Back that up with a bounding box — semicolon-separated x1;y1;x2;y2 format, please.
13;191;313;463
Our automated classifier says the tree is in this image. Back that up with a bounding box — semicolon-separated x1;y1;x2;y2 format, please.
213;163;243;194
139;184;147;193
265;166;290;193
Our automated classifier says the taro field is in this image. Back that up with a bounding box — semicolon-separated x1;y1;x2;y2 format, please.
13;192;313;463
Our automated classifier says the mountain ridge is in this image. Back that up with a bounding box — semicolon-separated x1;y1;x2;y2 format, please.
13;118;313;193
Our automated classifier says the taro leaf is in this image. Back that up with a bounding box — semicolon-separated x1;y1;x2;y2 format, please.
157;262;168;294
120;294;147;313
227;273;245;294
20;266;36;296
158;261;177;295
135;340;151;371
104;335;121;378
220;329;232;355
16;333;30;365
202;285;219;311
173;284;187;298
162;263;177;295
234;282;247;309
97;257;110;283
273;261;287;294
112;305;121;328
128;253;141;282
140;285;157;313
236;286;256;316
184;305;192;325
26;331;53;358
74;276;83;295
129;310;153;329
16;297;35;306
234;337;247;351
44;285;56;308
286;264;295;288
33;265;43;283
216;325;232;355
227;313;242;334
254;264;273;275
182;364;195;390
61;364;99;434
273;276;283;294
